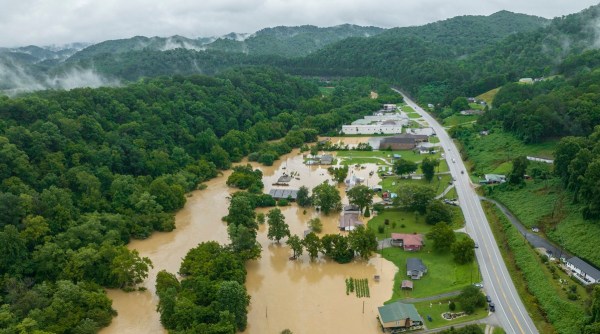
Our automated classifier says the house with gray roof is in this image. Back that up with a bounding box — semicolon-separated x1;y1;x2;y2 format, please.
566;256;600;285
406;258;427;279
268;189;299;201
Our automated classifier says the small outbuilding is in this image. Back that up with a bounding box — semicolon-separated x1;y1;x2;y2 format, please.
377;301;423;331
401;280;413;290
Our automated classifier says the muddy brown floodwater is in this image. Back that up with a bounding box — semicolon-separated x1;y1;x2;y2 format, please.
101;145;397;334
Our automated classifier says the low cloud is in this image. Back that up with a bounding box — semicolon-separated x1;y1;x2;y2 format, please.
0;60;120;96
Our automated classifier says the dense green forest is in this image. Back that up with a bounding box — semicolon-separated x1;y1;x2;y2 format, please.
0;67;398;332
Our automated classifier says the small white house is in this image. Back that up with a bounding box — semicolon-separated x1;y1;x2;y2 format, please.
566;256;600;285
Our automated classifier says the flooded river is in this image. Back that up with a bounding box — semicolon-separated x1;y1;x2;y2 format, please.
101;145;397;334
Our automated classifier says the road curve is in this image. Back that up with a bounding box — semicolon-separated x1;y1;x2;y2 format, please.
395;89;538;334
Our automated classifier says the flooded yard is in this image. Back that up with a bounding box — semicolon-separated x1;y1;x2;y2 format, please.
101;142;396;334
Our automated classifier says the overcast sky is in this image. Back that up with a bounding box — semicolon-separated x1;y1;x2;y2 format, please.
1;0;598;47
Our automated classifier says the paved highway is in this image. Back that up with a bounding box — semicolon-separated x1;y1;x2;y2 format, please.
395;89;538;334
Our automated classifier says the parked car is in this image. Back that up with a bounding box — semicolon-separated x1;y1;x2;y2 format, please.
489;302;495;312
474;242;479;249
531;227;539;233
486;295;492;303
474;282;483;288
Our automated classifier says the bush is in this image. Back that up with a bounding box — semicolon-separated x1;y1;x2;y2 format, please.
378;225;385;233
308;218;323;233
278;199;289;206
449;301;456;311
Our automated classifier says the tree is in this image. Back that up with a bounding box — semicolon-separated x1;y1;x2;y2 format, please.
256;212;265;225
111;247;153;289
320;234;354;263
286;235;303;259
394;159;418;177
296;186;311;207
267;208;290;243
347;185;374;214
328;165;349;184
302;232;321;261
421;157;439;182
225;196;257;230
348;225;378;259
228;224;261;260
216;281;250;331
425;200;453;225
311;181;341;215
308;217;322;233
508;156;529;185
457;285;486;314
452;237;476;264
451;97;470;112
394;184;435;214
426;223;456;252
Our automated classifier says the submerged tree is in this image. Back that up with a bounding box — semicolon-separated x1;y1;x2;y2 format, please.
267;208;290;243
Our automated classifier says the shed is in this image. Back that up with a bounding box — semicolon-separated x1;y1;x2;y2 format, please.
377;302;423;330
401;280;413;290
339;212;363;231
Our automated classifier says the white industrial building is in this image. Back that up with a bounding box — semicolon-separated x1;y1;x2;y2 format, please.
341;113;408;135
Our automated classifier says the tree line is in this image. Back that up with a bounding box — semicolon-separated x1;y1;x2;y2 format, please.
0;68;389;332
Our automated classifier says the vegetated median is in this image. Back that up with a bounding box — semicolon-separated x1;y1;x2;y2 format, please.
483;201;587;334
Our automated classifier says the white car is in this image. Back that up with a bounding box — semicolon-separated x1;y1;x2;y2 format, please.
452;158;456;163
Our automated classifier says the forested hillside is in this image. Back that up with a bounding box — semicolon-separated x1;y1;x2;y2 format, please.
0;67;395;332
289;5;600;104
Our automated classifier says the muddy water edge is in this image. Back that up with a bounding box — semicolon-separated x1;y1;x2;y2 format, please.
101;147;397;334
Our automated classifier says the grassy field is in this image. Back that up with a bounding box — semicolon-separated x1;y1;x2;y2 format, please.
412;298;488;329
381;236;478;300
402;105;416;113
407;112;421;119
336;150;441;163
380;174;453;197
442;115;479;127
460;131;558;176
369;208;464;240
476;88;500;105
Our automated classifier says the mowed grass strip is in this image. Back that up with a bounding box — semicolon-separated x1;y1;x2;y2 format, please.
412;298;488;329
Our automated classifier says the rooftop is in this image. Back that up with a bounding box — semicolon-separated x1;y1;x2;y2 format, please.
567;257;600;280
406;258;427;272
268;189;299;200
391;233;423;247
378;302;421;323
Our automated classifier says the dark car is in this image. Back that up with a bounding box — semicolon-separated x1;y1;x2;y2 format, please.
489;302;495;312
486;295;491;303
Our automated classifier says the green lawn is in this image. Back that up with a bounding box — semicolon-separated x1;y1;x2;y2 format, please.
412;298;488;329
476;88;500;106
407;112;421;119
429;136;440;144
368;208;463;240
402;105;416;113
442;115;479;127
380;174;452;197
369;210;433;239
460;131;558;176
336;149;441;164
381;239;478;300
338;157;387;166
